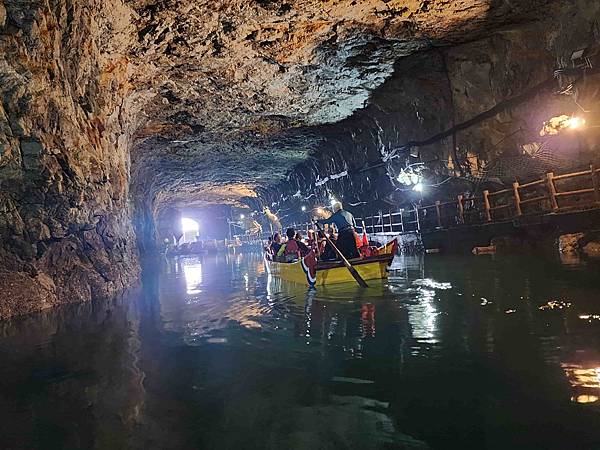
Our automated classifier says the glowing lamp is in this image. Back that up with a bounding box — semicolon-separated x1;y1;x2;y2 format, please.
413;183;424;193
240;214;245;219
301;206;307;212
540;115;587;136
568;117;586;129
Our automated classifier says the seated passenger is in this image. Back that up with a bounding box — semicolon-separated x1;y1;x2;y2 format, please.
277;228;300;261
270;233;282;255
307;229;316;249
318;231;338;261
294;231;310;257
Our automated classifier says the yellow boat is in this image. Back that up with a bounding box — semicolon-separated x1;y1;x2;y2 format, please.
265;239;398;287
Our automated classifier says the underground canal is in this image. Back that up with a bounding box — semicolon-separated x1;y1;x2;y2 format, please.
2;0;600;449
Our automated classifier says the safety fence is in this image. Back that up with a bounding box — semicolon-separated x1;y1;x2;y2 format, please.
286;165;600;235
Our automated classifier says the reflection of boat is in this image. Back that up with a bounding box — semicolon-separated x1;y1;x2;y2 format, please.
265;240;398;287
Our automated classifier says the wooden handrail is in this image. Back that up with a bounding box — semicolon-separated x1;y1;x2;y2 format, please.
555;188;595;197
554;170;592;181
489;204;511;211
519;179;545;189
519;195;547;205
488;187;512;197
283;166;600;235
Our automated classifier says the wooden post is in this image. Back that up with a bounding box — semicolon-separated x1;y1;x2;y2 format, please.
483;190;492;221
512;181;522;216
546;172;559;211
435;201;442;228
591;164;600;205
457;195;464;224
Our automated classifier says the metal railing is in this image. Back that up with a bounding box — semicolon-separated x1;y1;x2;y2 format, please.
282;165;600;236
288;208;421;236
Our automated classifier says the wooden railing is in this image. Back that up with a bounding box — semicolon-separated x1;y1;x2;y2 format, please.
421;165;600;232
279;166;600;236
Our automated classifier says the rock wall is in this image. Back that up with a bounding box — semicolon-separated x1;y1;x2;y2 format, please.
258;1;600;221
0;0;140;318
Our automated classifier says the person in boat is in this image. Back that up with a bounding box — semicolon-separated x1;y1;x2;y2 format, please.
277;227;301;261
317;230;338;261
270;233;282;256
317;202;360;259
266;236;274;256
294;231;311;256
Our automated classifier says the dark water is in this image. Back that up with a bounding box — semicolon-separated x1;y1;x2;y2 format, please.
2;252;600;450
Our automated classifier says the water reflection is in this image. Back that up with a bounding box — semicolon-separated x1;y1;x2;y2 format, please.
0;298;146;449
183;261;203;294
0;253;600;449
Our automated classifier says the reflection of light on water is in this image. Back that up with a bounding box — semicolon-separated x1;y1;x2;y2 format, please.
407;280;442;345
412;278;452;290
266;274;273;298
572;395;599;404
328;315;338;340
579;314;600;322
183;263;203;294
538;300;571;311
562;364;600;388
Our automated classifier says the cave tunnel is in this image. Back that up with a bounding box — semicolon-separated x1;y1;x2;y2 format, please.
2;1;600;449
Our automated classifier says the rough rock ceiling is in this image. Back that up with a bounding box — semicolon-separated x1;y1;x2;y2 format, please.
124;0;563;210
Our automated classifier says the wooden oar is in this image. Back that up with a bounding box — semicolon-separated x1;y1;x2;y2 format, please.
313;222;368;288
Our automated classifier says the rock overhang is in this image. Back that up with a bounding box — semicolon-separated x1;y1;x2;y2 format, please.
125;0;568;213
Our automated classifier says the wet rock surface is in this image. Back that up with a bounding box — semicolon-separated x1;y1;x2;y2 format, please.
0;0;140;317
0;0;599;316
259;1;600;214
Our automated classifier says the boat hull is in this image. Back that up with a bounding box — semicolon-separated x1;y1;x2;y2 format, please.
265;239;397;287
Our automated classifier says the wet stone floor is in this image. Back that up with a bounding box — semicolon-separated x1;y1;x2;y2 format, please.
2;252;600;449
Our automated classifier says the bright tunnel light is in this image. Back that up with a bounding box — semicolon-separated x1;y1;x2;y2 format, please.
181;217;199;233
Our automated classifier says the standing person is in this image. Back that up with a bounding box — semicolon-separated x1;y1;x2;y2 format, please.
317;202;360;259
